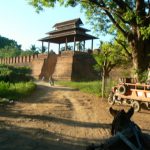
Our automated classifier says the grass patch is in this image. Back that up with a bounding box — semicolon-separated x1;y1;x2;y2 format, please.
0;65;33;83
0;81;36;100
56;80;101;96
56;79;117;97
0;65;36;102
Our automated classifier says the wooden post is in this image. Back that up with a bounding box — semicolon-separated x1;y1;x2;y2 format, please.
65;37;68;50
79;42;81;51
84;40;85;51
42;41;44;52
91;39;93;50
74;36;76;52
8;58;10;64
48;42;50;54
102;59;106;100
59;43;60;54
15;57;16;63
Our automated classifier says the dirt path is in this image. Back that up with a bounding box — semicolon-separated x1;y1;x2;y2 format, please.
0;81;150;150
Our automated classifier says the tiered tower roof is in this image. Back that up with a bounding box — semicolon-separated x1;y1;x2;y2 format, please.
39;18;97;44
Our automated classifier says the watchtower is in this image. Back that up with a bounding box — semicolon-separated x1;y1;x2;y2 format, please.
39;18;98;53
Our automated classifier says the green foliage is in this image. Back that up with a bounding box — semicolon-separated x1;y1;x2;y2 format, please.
0;35;22;58
27;0;79;12
0;81;36;100
39;45;47;53
0;35;21;49
57;80;116;98
93;42;127;77
137;70;148;83
21;45;39;56
21;50;34;56
61;45;73;51
57;80;101;96
0;65;36;100
0;46;21;58
93;54;104;71
0;36;39;58
28;0;150;42
30;44;39;54
0;65;32;83
140;25;150;40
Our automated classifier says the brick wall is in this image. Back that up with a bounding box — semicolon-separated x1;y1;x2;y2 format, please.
0;54;38;65
37;53;57;80
0;54;49;65
72;52;98;81
53;52;74;80
53;51;98;81
0;51;98;81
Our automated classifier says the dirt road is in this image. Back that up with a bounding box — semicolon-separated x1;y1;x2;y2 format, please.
0;81;150;150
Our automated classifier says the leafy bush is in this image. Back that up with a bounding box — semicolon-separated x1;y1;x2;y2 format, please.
0;65;33;83
0;81;36;100
0;65;36;101
138;70;148;83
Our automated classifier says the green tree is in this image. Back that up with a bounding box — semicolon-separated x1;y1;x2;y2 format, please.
21;45;39;56
0;35;22;58
93;41;128;97
30;44;36;52
0;46;21;58
30;44;39;54
21;50;34;56
28;0;150;78
61;45;73;51
0;35;21;50
38;46;47;53
93;42;126;78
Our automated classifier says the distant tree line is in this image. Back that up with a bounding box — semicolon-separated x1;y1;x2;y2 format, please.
0;35;47;58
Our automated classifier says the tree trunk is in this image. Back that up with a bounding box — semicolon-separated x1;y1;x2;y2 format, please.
130;37;150;78
130;0;150;79
128;18;150;79
101;71;105;99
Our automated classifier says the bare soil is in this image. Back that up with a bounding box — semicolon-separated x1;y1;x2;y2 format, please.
0;81;150;150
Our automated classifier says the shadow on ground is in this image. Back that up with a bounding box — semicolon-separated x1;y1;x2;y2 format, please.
0;109;111;129
0;120;106;150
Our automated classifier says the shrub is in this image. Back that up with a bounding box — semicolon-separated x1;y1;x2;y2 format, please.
0;65;33;83
139;70;148;83
0;81;36;100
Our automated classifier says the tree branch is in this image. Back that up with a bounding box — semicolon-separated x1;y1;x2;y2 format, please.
114;12;130;24
88;0;127;36
113;0;132;11
107;62;116;73
136;0;146;17
104;10;127;36
115;39;132;59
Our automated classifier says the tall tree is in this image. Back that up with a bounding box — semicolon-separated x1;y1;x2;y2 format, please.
0;35;21;50
28;0;150;77
0;46;21;58
30;44;39;54
93;41;128;97
93;42;127;78
0;35;22;58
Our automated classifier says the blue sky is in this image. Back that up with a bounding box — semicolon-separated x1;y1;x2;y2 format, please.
0;0;110;53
